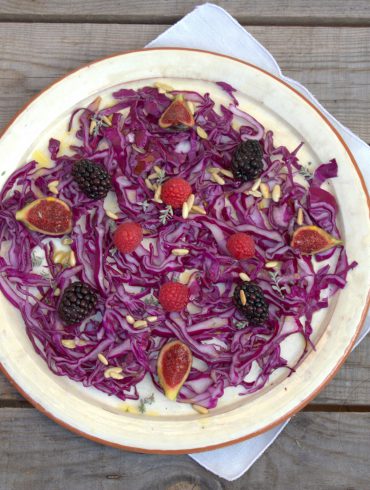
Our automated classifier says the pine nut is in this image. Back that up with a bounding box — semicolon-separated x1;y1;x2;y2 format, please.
101;115;112;126
182;202;189;219
126;315;135;325
192;404;209;414
191;205;207;215
187;194;195;210
265;260;279;269
212;173;225;185
62;238;73;245
251;178;261;191
239;272;251;282
187;101;195;114
106;211;118;220
133;320;148;329
154;81;174;92
172;249;190;256
69;250;76;267
154;184;162;201
247;190;262;198
89;119;97;135
272;184;281;203
104;367;123;379
260;183;271;199
147;316;158;323
109;367;123;373
297;208;304;226
132;144;145;154
54;288;61;296
145;178;155;191
97;353;109;366
207;167;220;174
196;126;208;139
110;372;124;380
50;186;59;195
219;169;234;179
239;289;247;305
61;339;76;349
154;165;162;174
258;198;270;209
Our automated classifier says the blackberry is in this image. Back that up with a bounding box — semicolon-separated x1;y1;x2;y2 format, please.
72;159;111;200
233;283;269;325
58;282;97;325
231;140;264;182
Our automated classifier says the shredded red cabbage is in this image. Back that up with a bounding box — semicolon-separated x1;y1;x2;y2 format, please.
0;83;356;409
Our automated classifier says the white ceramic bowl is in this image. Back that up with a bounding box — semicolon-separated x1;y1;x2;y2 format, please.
0;49;369;453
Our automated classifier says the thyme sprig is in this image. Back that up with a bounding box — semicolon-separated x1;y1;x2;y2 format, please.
91;114;111;137
269;271;287;298
138;393;155;413
155;169;166;185
235;321;248;330
31;250;43;268
139;200;150;212
159;205;173;225
298;166;313;181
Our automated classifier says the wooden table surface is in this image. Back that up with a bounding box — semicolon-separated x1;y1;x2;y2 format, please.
0;1;369;489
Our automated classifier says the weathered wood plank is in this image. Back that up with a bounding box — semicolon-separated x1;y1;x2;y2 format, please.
0;0;369;25
0;24;369;140
0;408;369;489
1;334;370;404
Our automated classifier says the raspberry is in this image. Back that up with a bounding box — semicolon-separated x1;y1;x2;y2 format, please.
227;232;255;260
161;177;192;209
113;222;143;254
159;282;189;312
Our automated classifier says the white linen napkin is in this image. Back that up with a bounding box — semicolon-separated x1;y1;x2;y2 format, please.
147;3;370;480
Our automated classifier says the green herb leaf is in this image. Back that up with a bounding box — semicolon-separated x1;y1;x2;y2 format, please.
91;115;110;137
140;200;150;212
299;166;313;181
31;250;43;268
269;271;287;298
156;169;166;185
144;295;159;306
159;205;173;225
110;247;118;256
235;321;248;330
138;393;155;413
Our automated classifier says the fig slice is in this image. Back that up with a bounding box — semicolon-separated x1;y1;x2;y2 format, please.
158;95;195;129
291;225;342;255
16;197;73;236
157;340;192;401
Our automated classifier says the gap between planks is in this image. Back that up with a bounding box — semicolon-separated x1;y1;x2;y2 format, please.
0;15;370;27
1;399;370;412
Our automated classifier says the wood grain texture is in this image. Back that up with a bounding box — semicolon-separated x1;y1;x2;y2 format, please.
0;0;369;25
0;408;369;489
0;23;369;140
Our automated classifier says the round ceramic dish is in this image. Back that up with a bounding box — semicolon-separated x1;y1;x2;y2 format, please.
0;49;369;454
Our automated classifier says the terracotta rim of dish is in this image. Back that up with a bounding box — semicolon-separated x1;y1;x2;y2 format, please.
0;48;369;455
